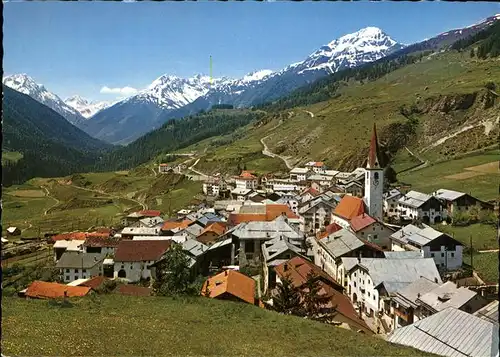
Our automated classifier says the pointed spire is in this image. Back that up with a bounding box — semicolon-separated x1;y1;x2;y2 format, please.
367;123;381;169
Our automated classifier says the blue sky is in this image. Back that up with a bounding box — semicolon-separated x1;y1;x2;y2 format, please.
4;1;499;101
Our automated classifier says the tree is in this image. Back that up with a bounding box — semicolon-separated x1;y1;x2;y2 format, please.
153;243;197;296
301;272;334;320
271;275;303;316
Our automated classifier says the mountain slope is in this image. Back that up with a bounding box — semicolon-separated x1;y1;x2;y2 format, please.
3;74;86;126
2;86;110;185
65;96;112;119
81;75;227;145
95;108;266;170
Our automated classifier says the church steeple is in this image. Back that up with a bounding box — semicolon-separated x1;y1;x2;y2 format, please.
367;123;381;170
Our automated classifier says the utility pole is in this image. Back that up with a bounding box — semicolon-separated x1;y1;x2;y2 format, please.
470;235;473;272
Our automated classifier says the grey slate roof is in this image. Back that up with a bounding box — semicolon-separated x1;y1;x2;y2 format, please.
392;277;440;309
122;227;160;236
417;281;478;313
383;189;402;201
473;300;499;325
349;258;442;290
433;189;466;202
398;190;433;208
207;237;232;250
183;223;204;237
298;197;336;214
390;224;460;248
182;238;208;258
139;216;165;228
56;251;105;269
388;307;499;357
383;251;424;259
319;229;364;258
261;236;304;263
231;216;303;241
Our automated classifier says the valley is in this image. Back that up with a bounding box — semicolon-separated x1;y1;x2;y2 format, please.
2;9;500;357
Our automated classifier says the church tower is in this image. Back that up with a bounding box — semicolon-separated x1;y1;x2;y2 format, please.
364;123;384;220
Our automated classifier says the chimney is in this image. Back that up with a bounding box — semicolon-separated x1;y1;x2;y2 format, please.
434;277;438;283
358;251;362;264
417;293;421;298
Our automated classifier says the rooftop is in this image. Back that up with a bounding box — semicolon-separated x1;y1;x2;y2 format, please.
161;219;193;232
114;240;172;262
433;188;466;202
121;227;161;236
392;277;440;309
383;189;402;201
319;229;365;258
350;213;376;232
231;215;303;241
333;195;366;220
26;281;91;299
261;236;304;263
199;222;227;237
201;270;256;305
398;190;433;208
55;251;105;269
417;281;478;313
473;300;499;325
388;307;499;357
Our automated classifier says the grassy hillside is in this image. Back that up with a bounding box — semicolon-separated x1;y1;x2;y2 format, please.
2;295;433;357
1;169;202;237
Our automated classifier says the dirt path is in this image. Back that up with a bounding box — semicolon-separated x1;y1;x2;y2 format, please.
260;122;294;170
403;146;429;173
188;158;209;178
303;110;314;118
151;166;158;177
41;186;60;215
70;184;147;210
478;249;500;253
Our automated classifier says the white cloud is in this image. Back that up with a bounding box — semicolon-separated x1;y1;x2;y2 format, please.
100;86;138;96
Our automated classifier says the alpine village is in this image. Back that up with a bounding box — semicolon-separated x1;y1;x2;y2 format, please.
2;5;500;357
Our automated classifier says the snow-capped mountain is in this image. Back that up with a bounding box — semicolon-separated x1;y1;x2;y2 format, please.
65;95;112;119
3;74;85;126
80;74;235;145
291;27;403;75
160;27;403;120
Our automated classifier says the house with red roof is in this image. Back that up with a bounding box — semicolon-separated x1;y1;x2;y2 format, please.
113;240;172;282
234;170;258;190
331;195;367;229
349;213;394;250
272;257;372;334
24;281;91;299
201;270;258;305
197;222;227;245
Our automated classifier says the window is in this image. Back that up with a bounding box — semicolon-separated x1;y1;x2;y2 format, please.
83;275;87;279
121;265;124;269
354;282;357;287
367;279;371;284
451;253;455;257
368;292;371;297
374;235;378;239
431;253;435;257
82;269;87;273
66;276;70;281
66;269;70;273
361;232;364;236
441;253;445;258
75;269;79;273
373;295;376;301
354;273;357;277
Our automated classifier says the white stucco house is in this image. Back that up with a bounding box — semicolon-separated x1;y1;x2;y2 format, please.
389;224;463;271
289;167;311;182
397;191;447;224
344;257;442;320
234;171;258;190
56;251;105;283
383;189;402;218
113;240;172;282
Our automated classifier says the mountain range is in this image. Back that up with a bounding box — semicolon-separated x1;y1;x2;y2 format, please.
3;14;499;147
